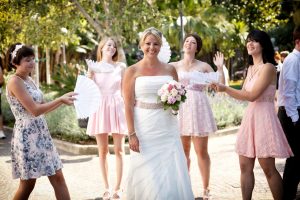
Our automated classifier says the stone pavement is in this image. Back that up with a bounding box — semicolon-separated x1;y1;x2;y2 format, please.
0;127;299;200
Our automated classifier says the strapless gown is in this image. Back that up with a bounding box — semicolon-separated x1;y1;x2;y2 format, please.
126;76;194;200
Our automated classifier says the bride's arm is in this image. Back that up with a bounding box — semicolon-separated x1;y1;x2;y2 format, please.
168;64;179;81
123;66;140;152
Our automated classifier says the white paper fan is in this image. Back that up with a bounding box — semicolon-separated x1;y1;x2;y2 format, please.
85;59;115;73
190;71;219;85
158;35;171;63
73;75;101;119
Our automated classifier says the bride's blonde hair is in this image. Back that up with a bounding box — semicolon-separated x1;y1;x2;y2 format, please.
139;27;162;47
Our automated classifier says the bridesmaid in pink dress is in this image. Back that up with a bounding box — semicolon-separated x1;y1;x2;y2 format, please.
170;33;225;199
212;30;293;200
86;37;127;200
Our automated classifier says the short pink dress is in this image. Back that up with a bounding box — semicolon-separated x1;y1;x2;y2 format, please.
178;71;217;137
86;62;127;135
236;71;293;158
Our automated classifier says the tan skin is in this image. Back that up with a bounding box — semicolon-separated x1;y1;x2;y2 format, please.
211;39;283;200
170;36;225;197
7;55;76;200
87;39;125;199
123;34;178;153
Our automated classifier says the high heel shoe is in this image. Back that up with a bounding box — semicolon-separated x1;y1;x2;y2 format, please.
203;188;212;200
102;188;111;200
111;189;123;200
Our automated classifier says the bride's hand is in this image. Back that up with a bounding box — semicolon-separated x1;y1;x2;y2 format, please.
129;135;140;153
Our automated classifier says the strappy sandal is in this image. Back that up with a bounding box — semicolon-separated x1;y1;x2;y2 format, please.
203;188;212;200
111;189;123;200
102;188;111;200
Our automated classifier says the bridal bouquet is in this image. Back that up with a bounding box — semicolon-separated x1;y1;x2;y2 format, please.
157;80;187;115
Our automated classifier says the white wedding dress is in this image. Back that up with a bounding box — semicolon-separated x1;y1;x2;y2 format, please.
126;76;194;200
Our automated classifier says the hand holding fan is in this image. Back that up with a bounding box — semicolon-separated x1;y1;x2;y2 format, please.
73;75;101;119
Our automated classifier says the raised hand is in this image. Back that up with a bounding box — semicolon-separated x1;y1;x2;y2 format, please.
60;92;77;105
213;51;224;71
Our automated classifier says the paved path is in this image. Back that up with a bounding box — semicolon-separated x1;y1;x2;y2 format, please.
0;128;298;200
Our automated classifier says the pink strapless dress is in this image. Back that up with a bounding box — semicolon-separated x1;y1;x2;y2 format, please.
236;74;293;158
86;63;127;135
178;71;217;137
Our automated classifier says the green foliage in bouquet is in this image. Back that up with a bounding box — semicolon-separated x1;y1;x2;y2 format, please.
161;94;187;112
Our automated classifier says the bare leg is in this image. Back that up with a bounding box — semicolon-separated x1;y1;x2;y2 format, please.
112;133;125;191
48;169;70;200
192;136;210;191
13;179;36;200
258;158;283;200
239;155;255;200
95;134;110;190
181;136;191;171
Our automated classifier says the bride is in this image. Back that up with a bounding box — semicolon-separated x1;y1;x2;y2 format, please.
123;27;194;200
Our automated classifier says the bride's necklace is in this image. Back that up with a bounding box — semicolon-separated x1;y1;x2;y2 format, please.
248;62;264;81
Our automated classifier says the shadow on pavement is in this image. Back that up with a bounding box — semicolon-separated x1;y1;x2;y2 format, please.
61;157;93;164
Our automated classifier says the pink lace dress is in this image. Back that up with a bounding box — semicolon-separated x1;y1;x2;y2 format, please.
178;71;217;137
86;63;127;135
236;72;293;158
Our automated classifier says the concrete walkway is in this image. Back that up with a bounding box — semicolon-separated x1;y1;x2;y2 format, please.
0;127;299;200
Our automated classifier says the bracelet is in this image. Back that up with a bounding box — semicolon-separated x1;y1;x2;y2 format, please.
128;131;136;137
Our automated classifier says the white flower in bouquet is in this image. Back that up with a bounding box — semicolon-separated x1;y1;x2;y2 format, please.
171;88;178;96
161;94;168;102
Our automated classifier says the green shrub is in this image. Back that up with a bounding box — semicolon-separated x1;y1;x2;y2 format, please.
41;64;80;97
1;91;15;127
208;93;247;129
43;92;90;143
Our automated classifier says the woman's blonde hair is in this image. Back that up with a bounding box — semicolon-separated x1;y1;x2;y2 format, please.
97;37;119;62
139;27;162;47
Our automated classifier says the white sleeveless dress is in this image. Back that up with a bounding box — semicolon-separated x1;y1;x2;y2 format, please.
126;76;194;200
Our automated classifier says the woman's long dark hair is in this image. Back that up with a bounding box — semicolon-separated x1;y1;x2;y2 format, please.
246;30;276;66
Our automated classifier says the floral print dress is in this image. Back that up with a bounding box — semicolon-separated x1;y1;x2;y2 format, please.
6;76;62;180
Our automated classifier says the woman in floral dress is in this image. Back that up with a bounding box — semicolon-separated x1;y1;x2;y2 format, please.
5;43;76;200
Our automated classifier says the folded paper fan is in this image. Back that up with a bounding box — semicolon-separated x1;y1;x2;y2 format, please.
85;59;115;73
190;71;219;85
158;35;171;63
73;75;101;119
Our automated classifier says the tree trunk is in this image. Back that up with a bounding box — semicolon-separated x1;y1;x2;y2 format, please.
33;45;40;87
46;48;51;85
